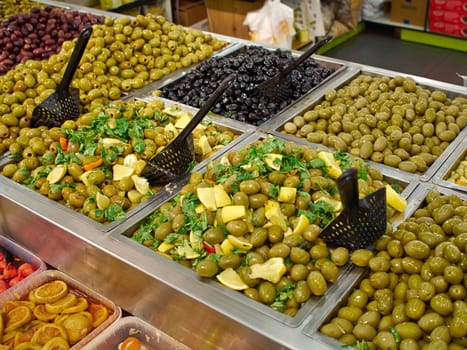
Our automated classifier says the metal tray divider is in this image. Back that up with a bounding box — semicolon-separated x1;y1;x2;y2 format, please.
431;137;467;194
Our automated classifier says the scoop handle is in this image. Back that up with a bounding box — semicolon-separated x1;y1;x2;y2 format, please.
58;26;93;91
337;167;360;215
276;35;332;79
176;74;236;141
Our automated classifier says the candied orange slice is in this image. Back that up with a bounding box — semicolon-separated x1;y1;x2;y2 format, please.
4;306;33;333
12;342;42;350
42;336;70;350
14;320;45;345
61;297;88;314
45;293;78;314
33;304;56;322
30;323;68;345
4;301;35;314
61;311;92;344
88;303;109;328
29;280;69;304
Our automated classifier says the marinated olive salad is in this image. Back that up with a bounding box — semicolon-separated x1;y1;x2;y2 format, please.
159;46;335;126
279;74;467;174
1;99;238;223
131;137;405;316
446;153;467;187
320;189;467;350
0;13;227;156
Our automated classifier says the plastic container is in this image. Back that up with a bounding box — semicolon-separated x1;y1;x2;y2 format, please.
0;233;47;296
0;269;121;349
85;316;191;349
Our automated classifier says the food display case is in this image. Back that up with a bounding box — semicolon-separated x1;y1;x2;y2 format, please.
0;3;466;349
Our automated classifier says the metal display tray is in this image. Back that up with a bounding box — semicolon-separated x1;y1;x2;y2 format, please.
0;101;254;234
261;64;467;183
111;131;419;329
432;138;467;194
302;182;467;347
127;44;348;122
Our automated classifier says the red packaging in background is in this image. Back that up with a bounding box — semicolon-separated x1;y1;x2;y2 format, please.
428;0;467;38
429;0;467;12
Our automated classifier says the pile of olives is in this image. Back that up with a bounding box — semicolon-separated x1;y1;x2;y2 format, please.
159;46;335;126
0;6;104;74
279;74;467;174
0;13;227;155
1;99;238;223
0;0;44;20
130;137;403;316
320;189;467;350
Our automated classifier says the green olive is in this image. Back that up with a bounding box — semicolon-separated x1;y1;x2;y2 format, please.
196;259;219;278
417;312;444;332
258;281;276;304
289;247;310;265
430;293;453;315
226;220;248;236
218;254;241;270
154;222;172;240
268;243;290;258
294;280;311;303
307;270;327;296
203;227;225;245
239;180;261;194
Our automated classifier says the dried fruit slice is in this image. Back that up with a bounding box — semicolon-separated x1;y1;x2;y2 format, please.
5;305;33;332
14;320;46;345
88;303;109;328
33;304;56;322
42;337;70;350
29;280;69;304
61;297;88;314
45;293;78;314
60;311;92;344
30;323;68;345
12;342;42;350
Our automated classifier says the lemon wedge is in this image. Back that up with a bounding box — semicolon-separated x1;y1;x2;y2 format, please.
95;192;110;210
220;238;234;254
176;245;200;259
216;268;248;290
189;231;203;251
47;165;67;184
293;214;310;235
248;257;286;284
113;164;134;181
264;153;282;170
385;184;407;212
198;135;212;156
221;205;246;223
318;151;342;179
102;138;126;148
316;197;342;212
265;200;288;231
197;187;217;211
131;175;150;195
158;241;175;253
165;122;177;137
227;235;253;250
278;186;297;203
213;185;231;207
174;113;192;128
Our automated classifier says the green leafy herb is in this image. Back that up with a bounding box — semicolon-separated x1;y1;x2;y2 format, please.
270;284;295;312
342;340;370;350
389;327;401;343
104;204;126;221
334;150;352;171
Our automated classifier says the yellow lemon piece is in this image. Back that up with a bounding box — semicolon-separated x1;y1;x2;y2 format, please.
123;154;137;167
227;235;253;250
265;200;288;231
292;214;310;235
174;113;192;128
127;189;143;204
220;239;234;254
164;122;177;136
385;184;407;212
4;306;33;333
96;192;110;210
278;186;297;203
221;205;246;223
158;241;175;253
13;343;42;350
45;293;78;314
264;153;282;170
13;320;45;346
248;257;286;284
61;311;92;343
42;337;70;350
46;165;67;184
79;171;91;187
176;245;200;259
198;135;212;156
318;151;342;179
61;297;88;314
113;164;134;181
33;305;56;322
213;185;231;207
216;268;248;290
197;187;217;211
189;231;203;251
30;280;69;304
131;175;150;195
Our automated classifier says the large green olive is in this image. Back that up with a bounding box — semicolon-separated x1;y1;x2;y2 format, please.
226;220;248;236
289;247;310;264
293;280;311;303
203;227;225;244
430;293;453;315
290;264;309;281
218;254;241;270
268;243;290;258
307;271;327;297
258;281;276;304
195;259;219;278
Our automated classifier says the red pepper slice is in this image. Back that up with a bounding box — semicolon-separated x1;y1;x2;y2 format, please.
202;241;216;254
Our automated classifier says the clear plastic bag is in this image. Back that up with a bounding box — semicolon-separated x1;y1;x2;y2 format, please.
243;0;296;49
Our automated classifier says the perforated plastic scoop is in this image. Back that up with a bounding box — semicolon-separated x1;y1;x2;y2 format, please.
320;167;387;251
31;26;93;128
253;35;332;102
141;74;236;185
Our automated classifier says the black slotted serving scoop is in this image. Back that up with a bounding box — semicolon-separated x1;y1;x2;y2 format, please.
141;74;237;185
31;26;93;128
253;35;332;101
320;167;387;251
